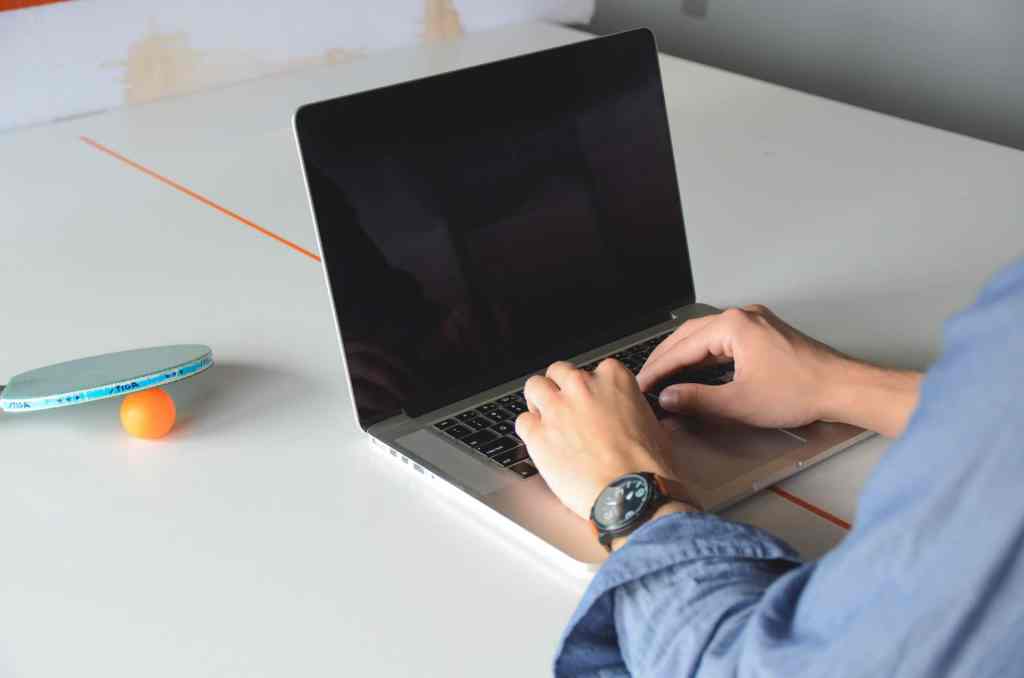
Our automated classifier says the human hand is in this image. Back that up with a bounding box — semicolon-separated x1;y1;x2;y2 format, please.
637;305;924;436
637;305;850;429
515;360;675;519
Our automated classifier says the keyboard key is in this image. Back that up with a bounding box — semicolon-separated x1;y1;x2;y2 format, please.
487;409;513;422
455;411;478;422
498;395;515;404
491;445;529;467
678;362;735;386
445;424;472;439
479;436;523;458
505;401;528;414
509;459;539;478
461;429;499;449
479;402;498;412
434;418;457;431
465;417;491;430
492;421;514;435
708;365;735;383
645;362;736;404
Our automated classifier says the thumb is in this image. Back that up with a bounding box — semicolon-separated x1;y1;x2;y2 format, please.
659;382;740;418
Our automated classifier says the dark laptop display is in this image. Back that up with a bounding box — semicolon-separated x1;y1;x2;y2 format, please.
295;30;694;427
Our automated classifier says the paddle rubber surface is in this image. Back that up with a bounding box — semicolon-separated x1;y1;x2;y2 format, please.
0;345;213;412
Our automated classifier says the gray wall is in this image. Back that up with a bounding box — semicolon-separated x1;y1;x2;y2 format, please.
587;1;1024;151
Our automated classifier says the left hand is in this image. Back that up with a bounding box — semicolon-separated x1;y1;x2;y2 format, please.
515;359;675;520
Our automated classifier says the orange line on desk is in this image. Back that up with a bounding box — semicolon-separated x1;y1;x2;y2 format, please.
80;136;321;263
1;0;70;11
770;486;852;531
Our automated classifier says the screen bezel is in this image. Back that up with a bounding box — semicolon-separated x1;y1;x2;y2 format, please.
294;29;695;428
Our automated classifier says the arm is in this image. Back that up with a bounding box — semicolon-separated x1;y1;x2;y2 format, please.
514;305;925;677
821;359;922;437
515;358;809;677
518;265;1024;677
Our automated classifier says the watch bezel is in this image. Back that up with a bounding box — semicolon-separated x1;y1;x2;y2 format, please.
590;473;656;532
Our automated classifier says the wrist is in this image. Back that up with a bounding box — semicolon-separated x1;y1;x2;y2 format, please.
609;500;695;552
822;358;923;437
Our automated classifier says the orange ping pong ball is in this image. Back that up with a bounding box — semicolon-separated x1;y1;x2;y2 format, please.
120;387;176;439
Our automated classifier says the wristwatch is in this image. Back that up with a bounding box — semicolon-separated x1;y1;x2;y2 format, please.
589;472;675;552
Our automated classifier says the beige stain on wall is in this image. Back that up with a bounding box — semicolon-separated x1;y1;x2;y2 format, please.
423;0;464;42
109;29;201;104
110;2;463;106
109;29;364;106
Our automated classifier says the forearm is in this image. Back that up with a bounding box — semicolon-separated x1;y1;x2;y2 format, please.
822;359;923;437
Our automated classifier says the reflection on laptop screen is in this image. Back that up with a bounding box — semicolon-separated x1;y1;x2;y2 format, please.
296;30;694;427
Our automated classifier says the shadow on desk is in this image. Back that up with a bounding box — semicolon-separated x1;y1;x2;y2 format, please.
168;361;319;437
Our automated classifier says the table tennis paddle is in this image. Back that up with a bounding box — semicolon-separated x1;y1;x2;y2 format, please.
0;345;213;413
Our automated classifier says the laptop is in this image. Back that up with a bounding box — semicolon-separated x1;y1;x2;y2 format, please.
293;29;871;569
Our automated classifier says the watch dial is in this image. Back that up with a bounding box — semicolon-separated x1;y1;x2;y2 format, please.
594;475;651;530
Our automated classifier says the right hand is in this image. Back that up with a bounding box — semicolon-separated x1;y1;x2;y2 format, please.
516;360;676;520
636;305;850;429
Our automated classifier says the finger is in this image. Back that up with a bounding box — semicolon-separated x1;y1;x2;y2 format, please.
741;303;774;319
594;357;631;383
514;411;540;443
644;315;718;370
545;360;576;383
546;360;589;393
523;374;560;415
637;321;736;392
659;382;742;418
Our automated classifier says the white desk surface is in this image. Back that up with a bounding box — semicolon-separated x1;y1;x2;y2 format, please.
2;22;1022;678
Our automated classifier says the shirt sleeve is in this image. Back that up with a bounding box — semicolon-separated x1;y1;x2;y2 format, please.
554;512;804;677
556;258;1024;678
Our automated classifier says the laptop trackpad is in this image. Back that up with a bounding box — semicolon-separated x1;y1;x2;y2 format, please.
665;416;804;491
395;430;515;497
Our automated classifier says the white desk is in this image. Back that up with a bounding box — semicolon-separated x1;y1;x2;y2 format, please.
2;22;1022;678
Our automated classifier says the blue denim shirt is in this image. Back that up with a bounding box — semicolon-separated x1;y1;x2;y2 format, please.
556;260;1024;677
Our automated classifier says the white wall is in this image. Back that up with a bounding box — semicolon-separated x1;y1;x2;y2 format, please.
588;0;1024;151
2;0;594;131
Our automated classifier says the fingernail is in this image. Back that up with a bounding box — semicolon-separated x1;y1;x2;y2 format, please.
659;389;678;408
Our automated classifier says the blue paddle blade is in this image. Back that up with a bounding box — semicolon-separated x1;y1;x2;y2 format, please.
0;345;213;413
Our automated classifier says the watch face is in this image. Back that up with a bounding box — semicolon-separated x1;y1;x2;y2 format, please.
592;474;652;531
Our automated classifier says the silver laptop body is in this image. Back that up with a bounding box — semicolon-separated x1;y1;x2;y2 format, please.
293;30;869;570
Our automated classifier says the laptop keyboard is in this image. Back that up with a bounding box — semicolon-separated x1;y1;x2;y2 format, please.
431;329;735;478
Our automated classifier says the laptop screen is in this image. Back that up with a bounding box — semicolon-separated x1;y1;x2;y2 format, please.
296;30;695;428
